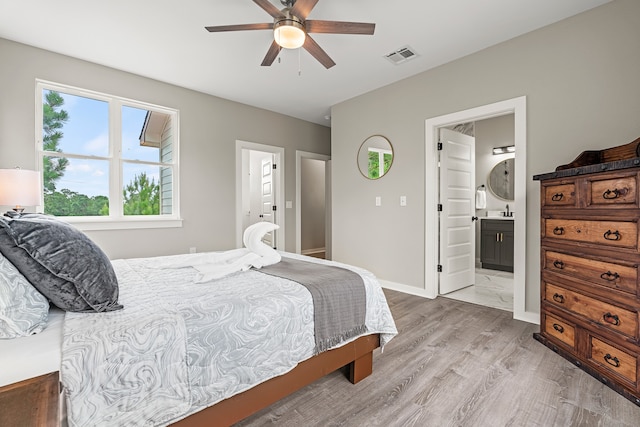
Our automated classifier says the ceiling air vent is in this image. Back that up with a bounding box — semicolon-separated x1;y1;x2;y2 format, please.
384;46;418;65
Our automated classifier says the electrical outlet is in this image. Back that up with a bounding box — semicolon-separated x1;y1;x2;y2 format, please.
189;247;196;254
400;196;407;206
375;196;382;206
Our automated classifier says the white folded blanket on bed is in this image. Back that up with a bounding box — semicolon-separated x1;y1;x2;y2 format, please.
161;222;281;282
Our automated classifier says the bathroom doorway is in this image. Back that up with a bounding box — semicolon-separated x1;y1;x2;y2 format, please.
442;115;515;312
425;96;534;323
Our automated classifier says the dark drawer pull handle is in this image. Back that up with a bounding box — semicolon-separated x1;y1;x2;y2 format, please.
604;353;620;368
552;323;565;333
603;230;621;241
553;260;565;269
602;187;628;200
552;293;565;304
553;227;565;235
603;312;620;325
551;192;564;201
600;271;620;281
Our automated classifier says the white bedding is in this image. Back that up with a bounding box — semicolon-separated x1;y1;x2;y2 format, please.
0;307;64;387
61;252;397;427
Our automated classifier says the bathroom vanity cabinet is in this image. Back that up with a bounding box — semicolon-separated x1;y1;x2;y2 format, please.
480;219;514;272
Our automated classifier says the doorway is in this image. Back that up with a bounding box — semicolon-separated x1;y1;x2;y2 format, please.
425;96;537;324
296;151;331;259
235;140;285;250
439;117;515;312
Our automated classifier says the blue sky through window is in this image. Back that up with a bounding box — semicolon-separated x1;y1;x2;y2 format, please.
46;90;159;197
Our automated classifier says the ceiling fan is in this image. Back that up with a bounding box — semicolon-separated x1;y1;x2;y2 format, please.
205;0;375;69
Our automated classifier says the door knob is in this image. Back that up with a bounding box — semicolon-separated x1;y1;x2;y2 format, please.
471;216;478;222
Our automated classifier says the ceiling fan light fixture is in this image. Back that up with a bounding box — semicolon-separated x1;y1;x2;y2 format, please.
274;17;305;49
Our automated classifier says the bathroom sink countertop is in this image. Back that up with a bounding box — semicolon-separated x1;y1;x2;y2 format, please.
482;216;514;220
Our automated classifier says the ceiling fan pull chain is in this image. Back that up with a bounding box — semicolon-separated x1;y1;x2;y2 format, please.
298;48;302;76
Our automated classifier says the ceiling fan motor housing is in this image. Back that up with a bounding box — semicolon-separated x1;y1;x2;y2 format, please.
273;10;306;49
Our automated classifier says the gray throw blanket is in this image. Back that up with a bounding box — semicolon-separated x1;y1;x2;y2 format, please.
258;258;367;354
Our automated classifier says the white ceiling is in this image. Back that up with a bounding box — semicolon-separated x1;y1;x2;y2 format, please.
0;0;610;126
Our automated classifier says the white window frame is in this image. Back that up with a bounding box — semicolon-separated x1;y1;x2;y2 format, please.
368;147;392;178
35;79;182;231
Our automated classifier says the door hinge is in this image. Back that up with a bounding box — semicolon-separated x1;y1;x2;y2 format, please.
437;264;443;272
272;205;277;211
437;142;443;150
273;163;277;170
437;204;443;212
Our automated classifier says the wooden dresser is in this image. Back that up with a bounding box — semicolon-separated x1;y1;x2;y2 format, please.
533;138;640;406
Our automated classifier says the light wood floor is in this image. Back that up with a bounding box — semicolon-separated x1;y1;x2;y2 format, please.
237;289;640;427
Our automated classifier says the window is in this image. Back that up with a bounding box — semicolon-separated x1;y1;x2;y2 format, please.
36;80;180;230
367;148;392;179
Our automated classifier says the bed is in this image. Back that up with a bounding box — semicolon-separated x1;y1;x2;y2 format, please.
0;216;397;426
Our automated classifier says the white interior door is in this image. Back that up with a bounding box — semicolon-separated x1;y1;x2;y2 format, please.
260;156;275;248
439;128;475;294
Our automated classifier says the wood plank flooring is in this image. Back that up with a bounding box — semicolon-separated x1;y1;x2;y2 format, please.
236;289;640;426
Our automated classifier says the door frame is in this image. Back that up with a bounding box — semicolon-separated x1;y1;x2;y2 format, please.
295;150;331;254
235;140;285;250
425;96;537;324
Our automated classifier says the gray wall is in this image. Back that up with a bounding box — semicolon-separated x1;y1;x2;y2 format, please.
475;115;515;257
0;38;331;259
331;0;640;314
475;115;516;216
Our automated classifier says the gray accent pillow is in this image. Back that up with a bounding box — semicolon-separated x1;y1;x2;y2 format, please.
0;251;49;338
0;215;122;313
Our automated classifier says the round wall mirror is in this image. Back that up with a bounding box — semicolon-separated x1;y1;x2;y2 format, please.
357;135;393;180
487;158;515;201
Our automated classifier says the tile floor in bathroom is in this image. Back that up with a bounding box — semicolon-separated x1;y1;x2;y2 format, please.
441;267;514;312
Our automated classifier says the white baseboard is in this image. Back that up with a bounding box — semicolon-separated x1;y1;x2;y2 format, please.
377;279;436;299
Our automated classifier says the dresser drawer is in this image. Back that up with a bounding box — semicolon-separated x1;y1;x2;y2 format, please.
544;218;638;250
542;313;576;349
543;250;638;296
543;182;577;207
589;335;638;386
544;282;638;340
586;175;638;208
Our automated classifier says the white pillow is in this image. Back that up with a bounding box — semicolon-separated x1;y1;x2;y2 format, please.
0;252;49;339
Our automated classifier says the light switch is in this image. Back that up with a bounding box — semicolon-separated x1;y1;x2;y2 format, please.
375;196;382;206
286;200;292;209
400;196;407;206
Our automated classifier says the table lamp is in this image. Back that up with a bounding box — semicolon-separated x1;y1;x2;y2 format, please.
0;168;41;216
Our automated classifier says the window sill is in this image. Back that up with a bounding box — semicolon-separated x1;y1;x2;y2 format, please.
60;217;183;231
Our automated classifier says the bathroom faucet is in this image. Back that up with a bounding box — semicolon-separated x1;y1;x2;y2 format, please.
505;204;510;217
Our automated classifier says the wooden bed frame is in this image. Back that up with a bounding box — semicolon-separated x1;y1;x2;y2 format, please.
172;333;381;426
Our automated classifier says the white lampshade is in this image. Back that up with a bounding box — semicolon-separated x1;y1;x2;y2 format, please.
274;21;305;49
0;168;41;211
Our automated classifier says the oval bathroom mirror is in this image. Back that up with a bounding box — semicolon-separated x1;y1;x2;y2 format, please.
357;135;393;180
488;158;515;201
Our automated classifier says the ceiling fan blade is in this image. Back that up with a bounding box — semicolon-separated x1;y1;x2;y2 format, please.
306;20;375;35
205;23;273;32
261;40;283;66
290;0;319;20
303;35;336;69
253;0;285;19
